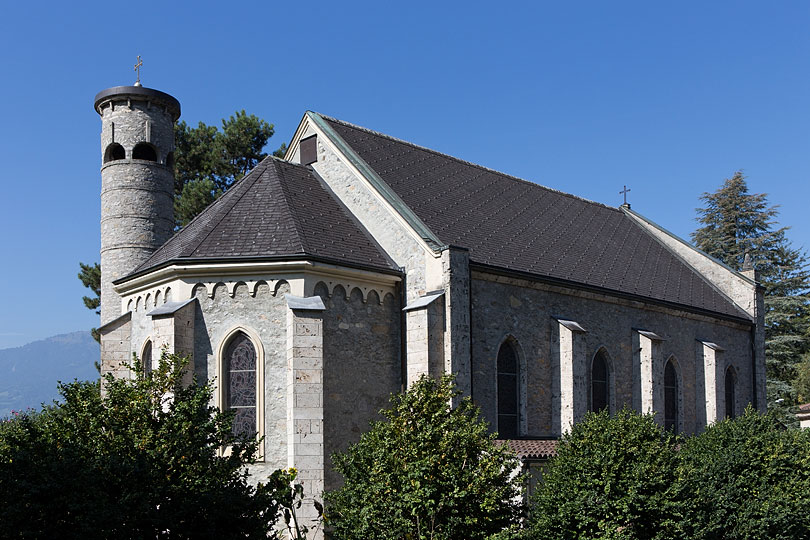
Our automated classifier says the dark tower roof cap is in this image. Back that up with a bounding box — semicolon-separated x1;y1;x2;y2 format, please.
94;85;181;121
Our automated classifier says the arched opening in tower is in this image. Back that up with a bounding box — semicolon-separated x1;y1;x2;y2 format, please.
104;143;126;163
133;142;158;161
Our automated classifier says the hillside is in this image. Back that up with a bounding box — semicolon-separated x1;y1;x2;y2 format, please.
0;331;99;418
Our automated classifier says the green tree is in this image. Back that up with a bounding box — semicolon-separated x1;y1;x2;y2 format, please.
526;408;678;540
325;375;524;540
673;407;810;539
796;357;810;404
174;110;282;226
78;261;101;343
691;171;810;405
0;352;299;539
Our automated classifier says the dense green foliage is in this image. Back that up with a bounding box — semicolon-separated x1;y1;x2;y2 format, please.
691;172;810;407
674;408;810;539
525;409;810;540
796;358;810;403
174;110;283;226
528;408;678;540
77;261;101;343
325;375;524;540
0;353;295;539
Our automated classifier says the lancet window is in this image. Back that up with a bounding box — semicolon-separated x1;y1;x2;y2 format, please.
664;358;679;432
224;332;258;437
591;349;610;413
497;340;519;439
725;366;737;419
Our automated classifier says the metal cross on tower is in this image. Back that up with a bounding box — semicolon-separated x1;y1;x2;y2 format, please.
619;185;631;207
134;55;143;86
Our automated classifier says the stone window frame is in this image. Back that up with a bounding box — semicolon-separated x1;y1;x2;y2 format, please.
589;346;615;414
663;355;683;434
217;326;266;456
141;337;154;376
495;335;527;438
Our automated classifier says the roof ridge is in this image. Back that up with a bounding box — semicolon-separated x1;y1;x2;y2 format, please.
270;159;309;256
130;162;271;273
316;112;623;214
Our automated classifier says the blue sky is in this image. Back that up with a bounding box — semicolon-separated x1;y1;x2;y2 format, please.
0;1;807;350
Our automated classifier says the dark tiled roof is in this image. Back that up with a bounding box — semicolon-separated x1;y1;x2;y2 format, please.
129;158;396;277
497;439;559;460
321;115;749;320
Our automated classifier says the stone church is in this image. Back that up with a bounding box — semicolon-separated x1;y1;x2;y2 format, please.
95;83;766;521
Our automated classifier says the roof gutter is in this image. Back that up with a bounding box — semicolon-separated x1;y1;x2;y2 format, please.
469;261;754;326
114;254;404;288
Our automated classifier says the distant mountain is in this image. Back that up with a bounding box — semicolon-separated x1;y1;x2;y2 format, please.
0;331;99;418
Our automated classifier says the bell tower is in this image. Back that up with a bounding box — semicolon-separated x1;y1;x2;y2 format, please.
94;84;181;325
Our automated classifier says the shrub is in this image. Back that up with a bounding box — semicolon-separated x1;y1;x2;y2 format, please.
527;408;678;540
0;352;295;539
674;407;810;539
325;375;524;540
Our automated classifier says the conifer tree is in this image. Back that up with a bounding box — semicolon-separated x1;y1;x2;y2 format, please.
692;171;810;405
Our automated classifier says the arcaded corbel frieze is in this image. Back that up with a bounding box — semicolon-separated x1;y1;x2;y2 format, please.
305;278;395;305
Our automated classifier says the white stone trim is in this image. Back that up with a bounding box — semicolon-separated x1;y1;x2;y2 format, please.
117;260;400;314
696;339;726;426
402;291;445;312
216;326;266;460
288;112;442;256
622;207;757;318
551;317;588;435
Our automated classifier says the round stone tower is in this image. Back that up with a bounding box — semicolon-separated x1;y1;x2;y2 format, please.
94;85;181;325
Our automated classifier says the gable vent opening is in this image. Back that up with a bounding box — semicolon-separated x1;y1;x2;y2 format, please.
300;135;317;165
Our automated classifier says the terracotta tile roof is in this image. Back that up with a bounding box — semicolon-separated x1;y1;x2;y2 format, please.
497;438;559;460
127;158;397;278
321;115;750;320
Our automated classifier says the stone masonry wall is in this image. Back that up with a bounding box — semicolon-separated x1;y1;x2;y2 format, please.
471;272;754;437
316;283;401;492
100;315;132;380
310;129;436;302
99;99;175;326
192;280;291;472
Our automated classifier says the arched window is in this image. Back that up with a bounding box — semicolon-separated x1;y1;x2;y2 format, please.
165;151;175;169
497;340;519;439
725;367;737;419
132;142;157;161
104;143;125;163
664;359;679;432
591;349;610;413
224;331;258;437
142;339;153;376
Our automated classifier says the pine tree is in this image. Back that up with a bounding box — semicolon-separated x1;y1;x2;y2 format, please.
692;171;810;406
